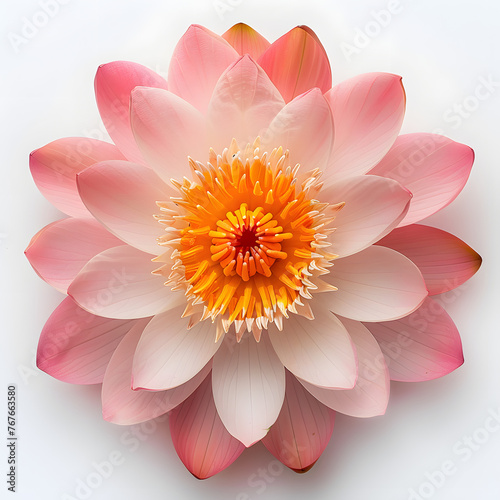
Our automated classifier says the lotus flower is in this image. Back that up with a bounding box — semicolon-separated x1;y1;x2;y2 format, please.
26;23;481;478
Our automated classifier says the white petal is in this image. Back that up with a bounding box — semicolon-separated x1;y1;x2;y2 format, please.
102;320;211;425
207;55;284;151
132;306;222;391
77;160;172;255
299;318;390;417
68;246;182;319
320;175;411;258
262;88;334;173
322;246;428;322
212;331;285;447
268;307;357;389
130;87;208;184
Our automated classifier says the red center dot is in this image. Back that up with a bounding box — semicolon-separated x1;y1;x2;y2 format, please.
236;228;258;249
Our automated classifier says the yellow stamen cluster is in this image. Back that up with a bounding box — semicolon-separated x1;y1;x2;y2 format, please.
154;139;343;341
210;204;290;280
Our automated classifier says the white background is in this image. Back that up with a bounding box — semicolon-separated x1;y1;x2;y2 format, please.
1;0;498;499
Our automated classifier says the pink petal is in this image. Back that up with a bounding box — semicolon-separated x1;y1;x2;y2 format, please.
299;319;390;418
321;246;428;322
320;175;411;258
102;321;211;425
262;88;334;173
77;160;172;255
222;23;271;59
376;224;482;294
369;134;474;226
262;371;335;472
212;332;285;447
94;61;168;163
168;25;239;114
132;307;222;391
170;375;245;479
323;73;405;182
68;245;181;319
364;297;464;381
37;297;142;385
30;138;125;218
268;307;357;389
258;26;332;102
207;55;284;151
130;87;208;184
25;218;122;293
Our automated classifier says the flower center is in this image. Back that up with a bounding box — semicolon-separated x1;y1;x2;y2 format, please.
154;139;343;341
210;204;289;281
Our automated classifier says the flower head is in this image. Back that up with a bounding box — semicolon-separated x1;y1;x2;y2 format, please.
26;23;481;478
154;138;344;340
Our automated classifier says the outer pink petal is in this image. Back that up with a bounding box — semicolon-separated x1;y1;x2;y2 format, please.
68;245;181;319
94;61;168;163
222;23;271;60
322;246;428;322
369;134;474;226
130;87;208;184
207;55;285;151
376;224;482;294
320;175;411;258
268;307;357;389
262;88;334;173
102;321;211;425
77;160;172;255
170;375;245;479
323;73;405;182
30;138;125;218
37;297;142;385
258;26;332;102
262;371;335;473
168;25;239;114
25;218;122;293
212;332;285;447
299;319;390;418
364;297;464;382
132;306;222;391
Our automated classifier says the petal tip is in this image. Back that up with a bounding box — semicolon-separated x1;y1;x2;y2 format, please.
101;408;114;423
294;25;319;43
226;22;253;33
291;461;317;474
475;253;483;270
187;23;205;32
94;61;124;80
130;85;150;98
241;436;261;448
190;471;208;480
